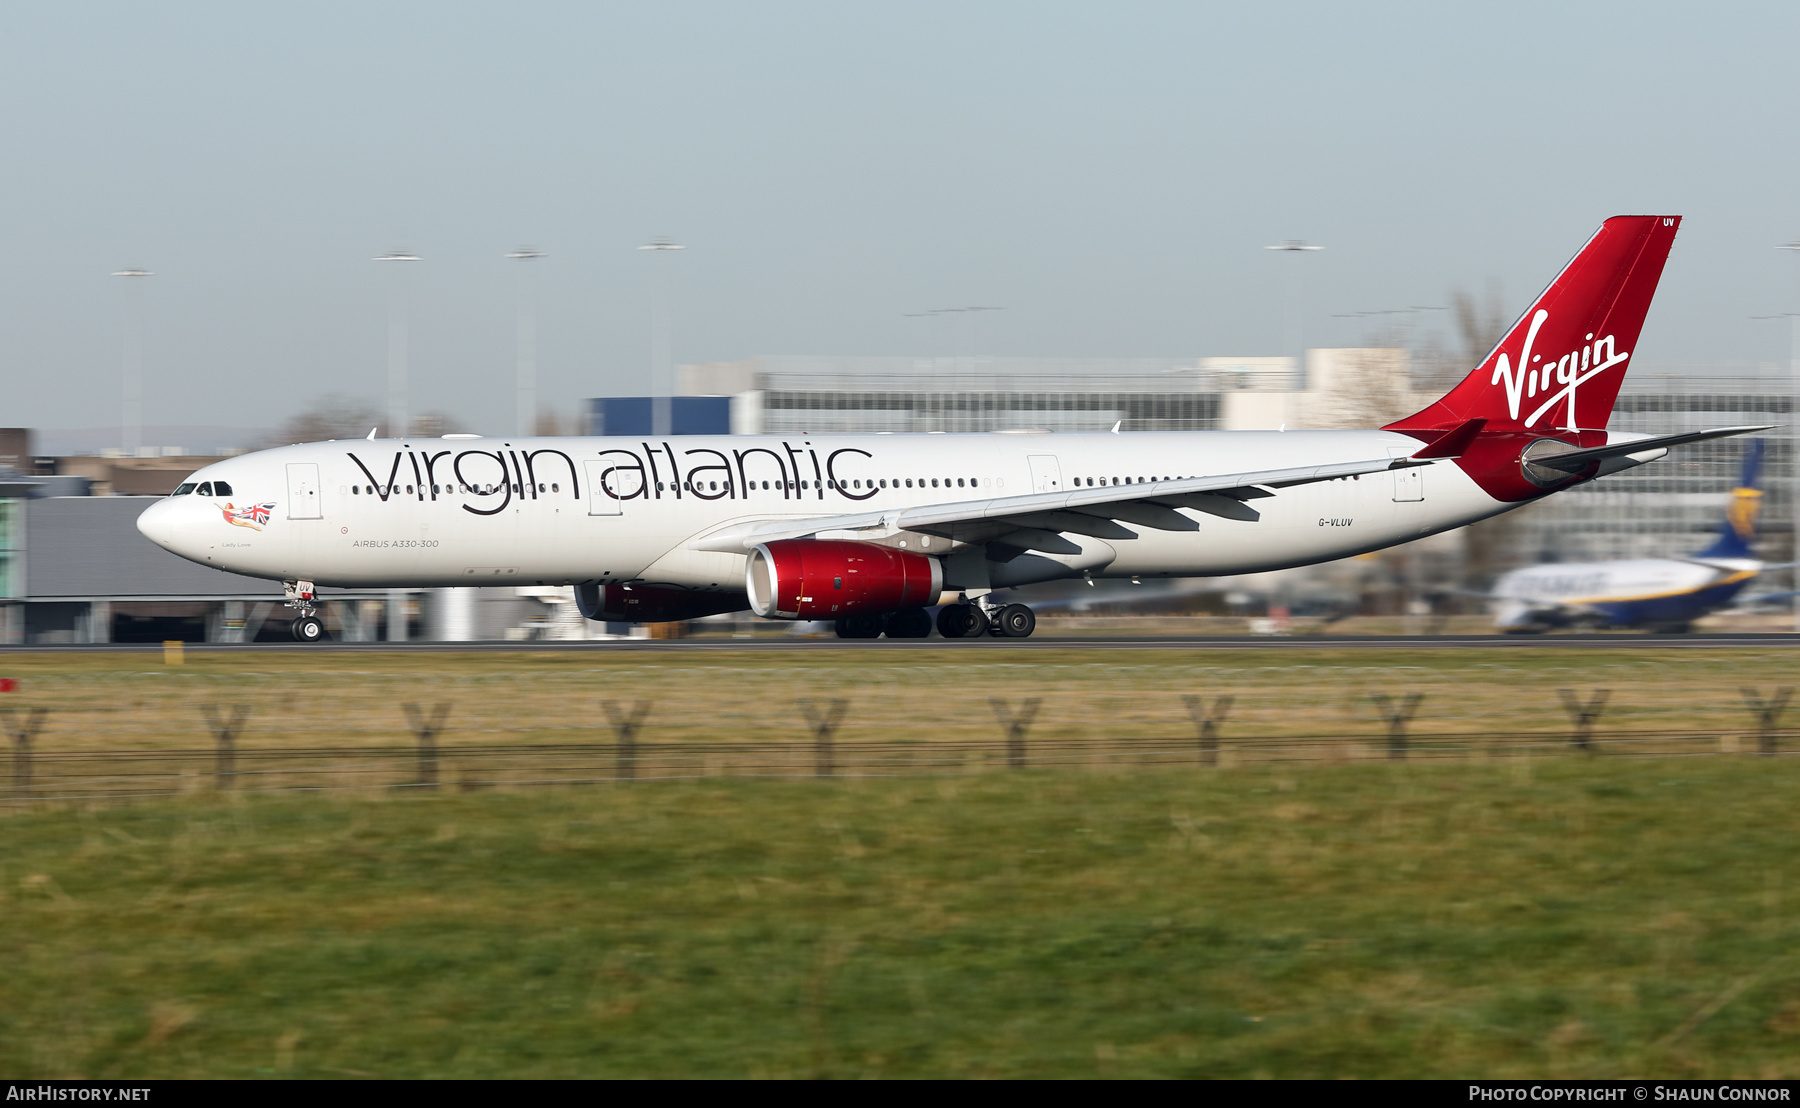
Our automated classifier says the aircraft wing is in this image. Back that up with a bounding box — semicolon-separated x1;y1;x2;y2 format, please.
690;454;1424;554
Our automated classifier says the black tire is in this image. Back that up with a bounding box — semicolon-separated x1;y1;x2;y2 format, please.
994;604;1035;638
966;605;990;638
836;612;886;639
885;607;933;638
935;605;969;638
291;615;325;643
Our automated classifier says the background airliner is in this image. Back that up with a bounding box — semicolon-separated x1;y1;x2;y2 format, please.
1489;439;1792;633
136;215;1763;642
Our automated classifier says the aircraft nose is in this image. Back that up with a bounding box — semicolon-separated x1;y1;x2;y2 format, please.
136;499;177;550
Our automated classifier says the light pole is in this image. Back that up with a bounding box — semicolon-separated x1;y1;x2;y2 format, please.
507;247;545;436
905;307;1004;376
374;250;418;644
113;268;152;456
638;237;683;436
1266;239;1323;386
374;251;420;439
1781;239;1800;631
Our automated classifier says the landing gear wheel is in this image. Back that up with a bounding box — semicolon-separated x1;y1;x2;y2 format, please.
834;612;887;639
934;604;988;639
993;604;1035;639
885;607;933;638
291;615;325;643
966;605;990;638
935;605;967;638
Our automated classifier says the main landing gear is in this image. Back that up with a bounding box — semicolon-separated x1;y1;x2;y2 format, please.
833;607;934;639
830;601;1038;640
284;579;327;644
936;602;1036;639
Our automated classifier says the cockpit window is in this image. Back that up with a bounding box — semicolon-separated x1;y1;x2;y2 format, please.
212;480;233;496
172;483;197;497
196;482;213;496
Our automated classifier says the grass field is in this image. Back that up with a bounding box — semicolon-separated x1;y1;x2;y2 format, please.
2;648;1798;1077
1;646;1796;760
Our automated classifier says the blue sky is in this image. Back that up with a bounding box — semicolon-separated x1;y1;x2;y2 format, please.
3;1;1797;434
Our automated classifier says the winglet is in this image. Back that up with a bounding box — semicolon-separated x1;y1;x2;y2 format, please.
1410;417;1487;459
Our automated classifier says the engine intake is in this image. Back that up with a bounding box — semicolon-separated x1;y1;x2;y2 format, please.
746;539;942;619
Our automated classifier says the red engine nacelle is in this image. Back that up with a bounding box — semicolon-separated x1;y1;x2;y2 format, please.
746;539;942;620
574;583;751;623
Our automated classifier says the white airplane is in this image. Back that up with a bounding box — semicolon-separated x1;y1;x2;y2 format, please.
137;215;1764;642
1489;439;1789;633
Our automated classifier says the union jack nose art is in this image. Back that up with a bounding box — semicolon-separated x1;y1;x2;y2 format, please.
221;502;275;530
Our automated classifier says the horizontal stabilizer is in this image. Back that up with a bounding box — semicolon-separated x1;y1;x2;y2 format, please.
1530;426;1770;473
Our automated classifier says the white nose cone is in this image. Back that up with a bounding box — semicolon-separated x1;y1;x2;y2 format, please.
136;499;176;550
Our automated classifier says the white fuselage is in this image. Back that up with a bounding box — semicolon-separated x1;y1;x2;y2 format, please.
1490;556;1760;629
136;429;1515;594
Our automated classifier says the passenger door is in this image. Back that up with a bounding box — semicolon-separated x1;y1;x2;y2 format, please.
285;463;322;519
1388;448;1424;502
583;458;632;516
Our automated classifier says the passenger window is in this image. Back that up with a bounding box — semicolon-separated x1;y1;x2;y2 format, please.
905;479;912;488
406;484;414;494
196;482;213;496
552;483;560;493
931;479;939;488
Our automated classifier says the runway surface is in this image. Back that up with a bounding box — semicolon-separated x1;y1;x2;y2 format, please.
7;633;1800;654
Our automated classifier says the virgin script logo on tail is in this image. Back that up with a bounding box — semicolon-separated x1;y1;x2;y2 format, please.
1489;310;1629;429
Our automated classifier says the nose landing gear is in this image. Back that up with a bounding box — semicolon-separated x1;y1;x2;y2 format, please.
283;579;328;644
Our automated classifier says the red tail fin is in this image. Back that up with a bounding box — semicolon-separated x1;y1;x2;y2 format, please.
1386;215;1681;435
